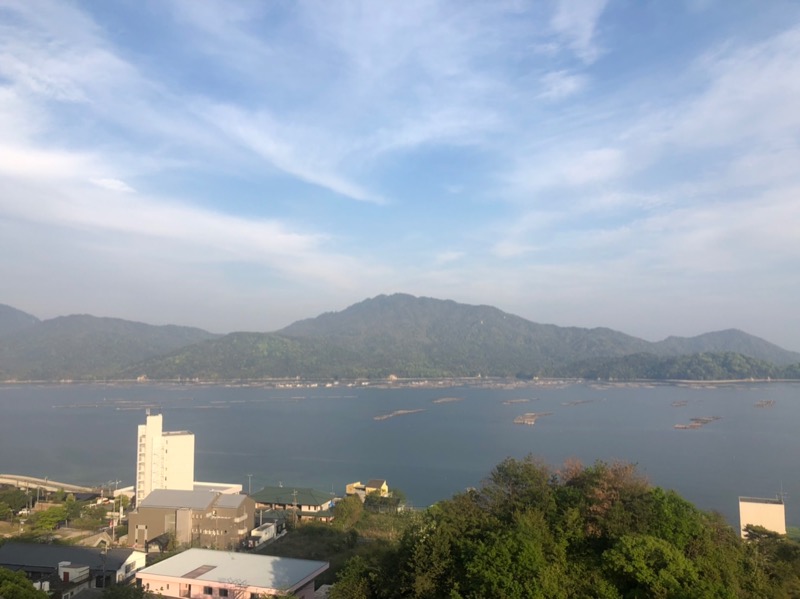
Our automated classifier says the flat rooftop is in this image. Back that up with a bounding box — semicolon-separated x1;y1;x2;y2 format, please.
138;548;328;592
739;496;784;505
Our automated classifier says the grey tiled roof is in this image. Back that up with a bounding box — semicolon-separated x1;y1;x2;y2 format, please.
139;489;216;510
0;542;136;572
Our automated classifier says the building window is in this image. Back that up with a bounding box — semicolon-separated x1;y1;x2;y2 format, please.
203;587;212;595
219;590;229;597
250;594;260;599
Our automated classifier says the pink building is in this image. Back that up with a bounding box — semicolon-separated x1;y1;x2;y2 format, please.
136;548;328;599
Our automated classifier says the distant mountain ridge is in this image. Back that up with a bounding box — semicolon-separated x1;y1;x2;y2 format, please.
0;307;218;380
0;304;40;337
1;295;798;381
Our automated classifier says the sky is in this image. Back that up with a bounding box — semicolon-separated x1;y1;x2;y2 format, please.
1;1;799;350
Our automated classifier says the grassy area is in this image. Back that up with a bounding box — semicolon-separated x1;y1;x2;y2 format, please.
0;520;17;537
258;511;415;586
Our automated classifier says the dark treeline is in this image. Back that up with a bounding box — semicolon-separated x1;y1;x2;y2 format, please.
330;457;800;598
547;351;800;381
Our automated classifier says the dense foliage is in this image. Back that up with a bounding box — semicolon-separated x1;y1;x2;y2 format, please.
557;351;800;381
0;312;217;380
0;568;49;599
329;457;800;598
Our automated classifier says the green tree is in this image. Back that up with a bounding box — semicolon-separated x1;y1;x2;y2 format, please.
0;567;49;599
333;495;363;530
603;534;699;598
30;505;67;531
0;488;28;512
327;457;797;599
329;556;374;599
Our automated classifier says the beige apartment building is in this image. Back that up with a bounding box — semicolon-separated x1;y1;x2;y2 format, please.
738;496;786;538
136;411;195;504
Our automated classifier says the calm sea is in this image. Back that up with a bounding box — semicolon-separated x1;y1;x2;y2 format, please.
0;382;797;526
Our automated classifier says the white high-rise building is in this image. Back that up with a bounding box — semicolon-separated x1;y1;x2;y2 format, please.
135;412;195;504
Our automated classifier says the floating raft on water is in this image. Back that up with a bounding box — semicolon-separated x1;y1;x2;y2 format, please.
432;397;463;404
755;400;776;408
514;412;553;426
674;416;721;430
374;409;425;421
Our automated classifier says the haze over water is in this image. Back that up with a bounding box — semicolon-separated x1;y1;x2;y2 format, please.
1;382;797;527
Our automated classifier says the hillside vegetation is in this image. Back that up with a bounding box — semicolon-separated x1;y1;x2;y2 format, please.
329;456;800;599
1;295;799;381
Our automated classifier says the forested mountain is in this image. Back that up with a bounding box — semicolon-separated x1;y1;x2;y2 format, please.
1;295;798;381
0;313;218;380
652;329;800;366
0;304;39;337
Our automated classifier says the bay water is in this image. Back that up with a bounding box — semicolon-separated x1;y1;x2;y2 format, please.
0;382;797;527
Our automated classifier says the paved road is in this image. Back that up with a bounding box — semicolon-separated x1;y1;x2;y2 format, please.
0;473;94;493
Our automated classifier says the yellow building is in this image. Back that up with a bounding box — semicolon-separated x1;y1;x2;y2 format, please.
346;479;389;501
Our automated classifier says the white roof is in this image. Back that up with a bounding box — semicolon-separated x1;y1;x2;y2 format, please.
138;549;328;593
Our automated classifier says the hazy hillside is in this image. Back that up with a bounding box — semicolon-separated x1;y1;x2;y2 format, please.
0;304;40;337
652;329;800;366
0;314;218;380
2;295;798;381
122;294;800;381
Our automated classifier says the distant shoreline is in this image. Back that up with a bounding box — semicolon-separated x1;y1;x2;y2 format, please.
2;377;799;389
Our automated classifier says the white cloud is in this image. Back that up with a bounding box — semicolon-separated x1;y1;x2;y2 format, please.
90;178;135;193
506;146;625;199
434;250;465;265
549;0;609;63
538;70;587;101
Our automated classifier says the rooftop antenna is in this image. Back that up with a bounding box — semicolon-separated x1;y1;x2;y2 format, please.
778;481;789;503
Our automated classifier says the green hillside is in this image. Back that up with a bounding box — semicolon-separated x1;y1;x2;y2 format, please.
0;314;218;380
2;295;798;381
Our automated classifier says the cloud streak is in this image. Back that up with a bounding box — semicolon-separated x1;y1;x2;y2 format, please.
0;1;798;349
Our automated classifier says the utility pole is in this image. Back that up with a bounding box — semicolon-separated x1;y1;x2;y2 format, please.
247;474;252;496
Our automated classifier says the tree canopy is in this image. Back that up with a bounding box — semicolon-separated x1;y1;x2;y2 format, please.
0;568;49;599
329;456;800;598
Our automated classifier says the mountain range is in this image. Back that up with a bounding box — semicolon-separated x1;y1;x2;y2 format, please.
1;294;798;382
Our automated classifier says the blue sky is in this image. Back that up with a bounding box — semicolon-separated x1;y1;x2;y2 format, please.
1;1;799;350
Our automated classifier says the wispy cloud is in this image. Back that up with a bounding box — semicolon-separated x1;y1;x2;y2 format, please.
549;0;609;63
1;0;798;347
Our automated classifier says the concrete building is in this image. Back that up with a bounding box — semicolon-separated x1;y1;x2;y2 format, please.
128;489;255;551
136;411;195;505
136;548;328;599
739;496;786;538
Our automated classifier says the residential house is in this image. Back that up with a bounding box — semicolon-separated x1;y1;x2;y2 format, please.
128;489;255;551
0;542;146;596
249;487;334;523
136;547;328;599
345;479;389;501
